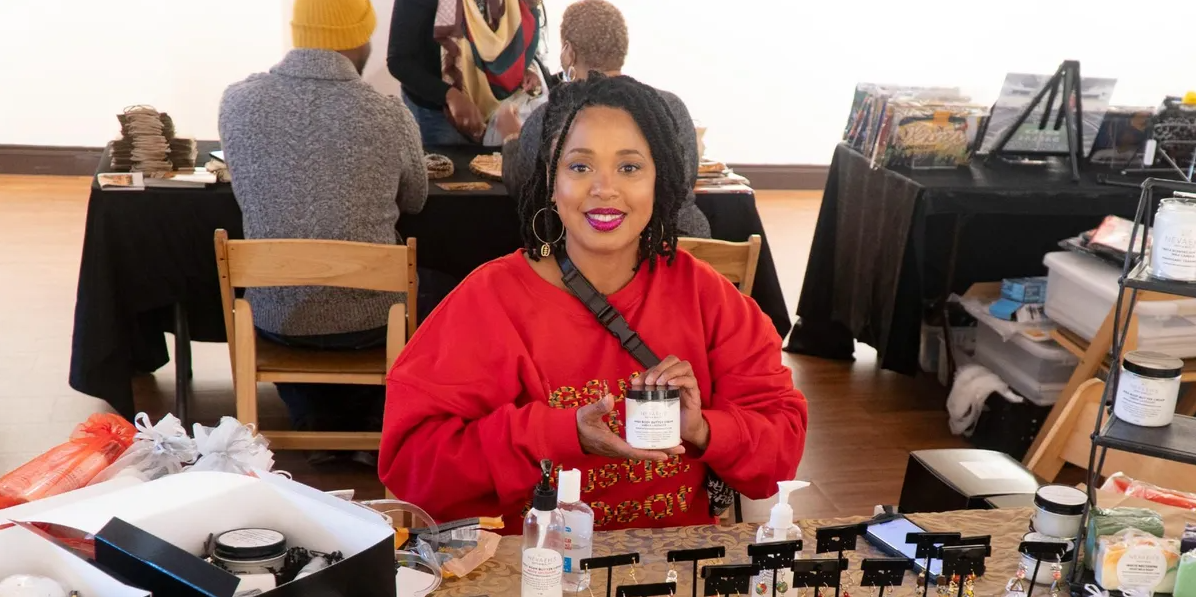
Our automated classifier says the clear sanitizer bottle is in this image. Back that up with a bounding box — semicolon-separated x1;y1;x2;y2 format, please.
751;480;811;597
557;469;594;593
522;459;566;597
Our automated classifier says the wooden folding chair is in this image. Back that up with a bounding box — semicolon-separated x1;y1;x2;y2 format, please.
678;234;763;296
1031;378;1196;492
1026;288;1196;480
678;234;763;523
214;229;417;451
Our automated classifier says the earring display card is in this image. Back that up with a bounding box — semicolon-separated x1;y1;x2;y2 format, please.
816;523;867;556
907;532;961;559
701;564;760;597
939;544;989;579
790;557;847;589
859;557;913;587
616;582;677;597
747;540;803;571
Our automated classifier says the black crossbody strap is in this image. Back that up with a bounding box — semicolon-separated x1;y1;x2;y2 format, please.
555;252;661;369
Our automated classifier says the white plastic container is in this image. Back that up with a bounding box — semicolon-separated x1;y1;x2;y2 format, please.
624;386;681;450
1020;532;1075;584
1114;351;1184;427
974;318;1078;405
1044;251;1196;358
1033;485;1087;539
1151;197;1196;281
556;470;594;594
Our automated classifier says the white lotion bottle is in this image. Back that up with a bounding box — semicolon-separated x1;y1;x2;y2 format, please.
557;469;594;593
751;480;811;597
523;459;566;597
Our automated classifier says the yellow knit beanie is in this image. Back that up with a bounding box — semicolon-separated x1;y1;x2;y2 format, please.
292;0;376;51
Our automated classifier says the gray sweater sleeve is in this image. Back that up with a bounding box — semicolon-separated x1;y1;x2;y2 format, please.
392;97;429;214
502;103;545;202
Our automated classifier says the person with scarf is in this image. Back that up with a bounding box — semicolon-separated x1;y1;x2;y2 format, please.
388;0;543;145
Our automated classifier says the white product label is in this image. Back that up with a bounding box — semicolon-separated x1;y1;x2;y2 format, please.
1152;216;1196;280
522;547;563;597
1036;485;1086;507
625;399;681;449
1115;370;1179;427
752;568;796;597
561;511;593;574
1116;545;1168;589
959;459;1027;480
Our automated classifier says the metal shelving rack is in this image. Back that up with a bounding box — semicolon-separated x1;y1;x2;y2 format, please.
1077;177;1196;586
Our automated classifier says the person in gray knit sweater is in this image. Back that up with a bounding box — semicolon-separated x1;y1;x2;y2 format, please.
495;0;711;239
218;1;434;460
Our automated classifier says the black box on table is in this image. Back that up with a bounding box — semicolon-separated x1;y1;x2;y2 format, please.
899;449;1040;513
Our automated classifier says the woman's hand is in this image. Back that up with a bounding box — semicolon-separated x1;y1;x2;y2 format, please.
637;355;710;452
445;87;485;141
576;394;684;462
522;68;542;96
495;104;523;142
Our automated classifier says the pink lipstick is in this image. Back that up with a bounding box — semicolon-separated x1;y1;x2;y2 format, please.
585;208;626;232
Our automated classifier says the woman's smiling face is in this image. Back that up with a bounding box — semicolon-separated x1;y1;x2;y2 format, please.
552;105;656;258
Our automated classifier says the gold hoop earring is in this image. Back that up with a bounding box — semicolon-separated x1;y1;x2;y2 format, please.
532;206;565;257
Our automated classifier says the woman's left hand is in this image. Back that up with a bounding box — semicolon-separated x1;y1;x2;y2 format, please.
637;355;709;452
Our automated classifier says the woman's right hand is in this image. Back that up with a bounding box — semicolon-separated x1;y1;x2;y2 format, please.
576;394;684;462
445;87;485;141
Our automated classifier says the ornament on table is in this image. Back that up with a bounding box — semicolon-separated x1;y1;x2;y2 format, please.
186;417;275;475
89;413;198;485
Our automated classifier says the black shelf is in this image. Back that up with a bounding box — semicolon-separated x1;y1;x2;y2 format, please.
1094;414;1196;466
1124;261;1196;298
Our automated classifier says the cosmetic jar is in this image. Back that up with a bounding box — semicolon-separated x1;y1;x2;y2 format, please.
211;528;288;575
1151;197;1196;281
1032;485;1087;539
1020;532;1075;585
1115;351;1184;427
625;385;681;450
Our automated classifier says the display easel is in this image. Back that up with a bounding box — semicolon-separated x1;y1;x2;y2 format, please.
581;553;640;597
939;544;990;597
701;564;760;597
617;583;677;597
986;60;1085;182
791;557;848;597
907;532;960;596
1018;540;1068;597
860;558;913;597
815;523;866;563
667;546;726;597
747;540;803;597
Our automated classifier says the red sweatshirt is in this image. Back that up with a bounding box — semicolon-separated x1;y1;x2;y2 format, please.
380;250;808;531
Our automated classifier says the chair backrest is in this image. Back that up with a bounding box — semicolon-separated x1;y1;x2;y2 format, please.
214;229;418;351
677;235;762;295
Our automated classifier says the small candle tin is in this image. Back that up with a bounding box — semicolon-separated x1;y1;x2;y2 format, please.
211;528;288;574
625;385;681;450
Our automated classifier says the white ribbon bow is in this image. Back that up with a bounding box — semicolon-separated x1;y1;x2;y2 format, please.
1085;584;1152;597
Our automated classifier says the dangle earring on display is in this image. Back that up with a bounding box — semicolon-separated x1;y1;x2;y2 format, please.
1004;561;1027;597
1048;557;1069;597
532;205;565;257
665;562;678;584
963;573;976;597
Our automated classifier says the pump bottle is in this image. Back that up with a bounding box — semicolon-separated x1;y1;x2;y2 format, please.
522;460;566;597
750;480;811;597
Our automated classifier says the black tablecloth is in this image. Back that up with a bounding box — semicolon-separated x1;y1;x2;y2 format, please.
785;144;1142;374
71;141;790;417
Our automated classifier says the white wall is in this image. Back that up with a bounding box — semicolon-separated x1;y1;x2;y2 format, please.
2;0;1194;164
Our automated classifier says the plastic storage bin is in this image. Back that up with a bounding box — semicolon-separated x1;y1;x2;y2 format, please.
974;318;1078;405
1044;251;1196;357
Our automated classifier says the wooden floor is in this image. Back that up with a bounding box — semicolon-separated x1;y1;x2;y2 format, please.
0;175;967;520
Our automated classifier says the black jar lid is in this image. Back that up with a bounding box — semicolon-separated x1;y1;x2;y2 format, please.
628;385;681;401
214;528;287;561
1034;485;1087;516
1123;351;1184;379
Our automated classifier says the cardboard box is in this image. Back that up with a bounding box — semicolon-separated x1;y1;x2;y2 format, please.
1000;277;1048;304
898;449;1041;513
18;471;397;597
0;524;149;596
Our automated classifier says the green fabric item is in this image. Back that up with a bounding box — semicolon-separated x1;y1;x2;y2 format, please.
1085;507;1165;570
1176;552;1196;597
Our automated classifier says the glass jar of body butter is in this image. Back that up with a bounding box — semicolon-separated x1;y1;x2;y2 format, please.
1115;351;1184;427
625;385;682;450
1151;197;1196;281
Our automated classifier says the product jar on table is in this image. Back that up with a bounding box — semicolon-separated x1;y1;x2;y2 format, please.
1114;351;1184;427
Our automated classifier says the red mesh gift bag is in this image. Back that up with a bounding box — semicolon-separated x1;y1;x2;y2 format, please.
0;413;136;508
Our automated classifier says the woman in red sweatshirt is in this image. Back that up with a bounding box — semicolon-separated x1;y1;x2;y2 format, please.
380;75;808;531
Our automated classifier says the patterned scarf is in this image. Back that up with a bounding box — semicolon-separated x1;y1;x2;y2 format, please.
434;0;540;120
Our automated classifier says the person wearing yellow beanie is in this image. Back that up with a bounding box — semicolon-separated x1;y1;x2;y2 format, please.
291;0;378;73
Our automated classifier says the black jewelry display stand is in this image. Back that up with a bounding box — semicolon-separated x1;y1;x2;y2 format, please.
1018;540;1068;597
701;564;760;596
581;553;641;597
908;532;961;596
815;523;866;562
986;60;1086;182
940;544;990;597
860;558;913;597
791;557;848;597
617;583;677;597
748;540;803;597
667;546;727;597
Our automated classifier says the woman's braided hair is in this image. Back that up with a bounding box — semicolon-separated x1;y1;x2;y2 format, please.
517;74;688;269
